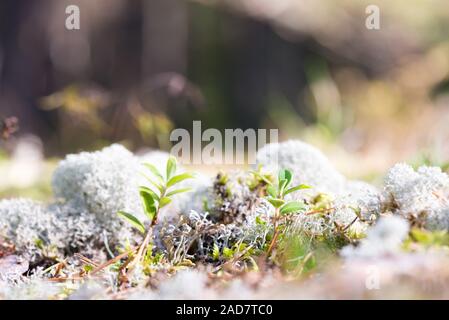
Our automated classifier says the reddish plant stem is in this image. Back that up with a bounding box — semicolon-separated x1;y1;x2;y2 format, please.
267;207;280;257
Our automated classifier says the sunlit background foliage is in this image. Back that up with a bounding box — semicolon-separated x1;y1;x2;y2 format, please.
1;0;449;199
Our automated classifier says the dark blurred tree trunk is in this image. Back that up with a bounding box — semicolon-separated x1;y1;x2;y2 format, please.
142;0;188;77
227;19;309;129
187;4;309;130
1;0;313;154
0;0;53;143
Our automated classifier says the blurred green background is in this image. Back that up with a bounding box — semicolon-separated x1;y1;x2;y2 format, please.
1;0;449;199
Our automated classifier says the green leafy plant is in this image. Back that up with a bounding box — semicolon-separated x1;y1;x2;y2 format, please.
405;228;449;249
249;165;274;190
258;168;310;257
278;230;340;277
118;155;194;267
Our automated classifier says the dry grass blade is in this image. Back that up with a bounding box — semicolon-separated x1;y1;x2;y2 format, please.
74;253;100;268
47;275;86;283
213;245;254;273
305;207;335;216
90;247;137;275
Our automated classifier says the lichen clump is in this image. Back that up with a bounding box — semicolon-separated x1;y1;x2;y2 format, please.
341;215;410;259
1;140;449;299
256;140;346;195
384;163;449;230
0;145;146;265
52;144;143;220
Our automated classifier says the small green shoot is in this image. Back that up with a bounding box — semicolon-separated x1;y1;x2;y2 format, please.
117;155;194;269
253;168;311;258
